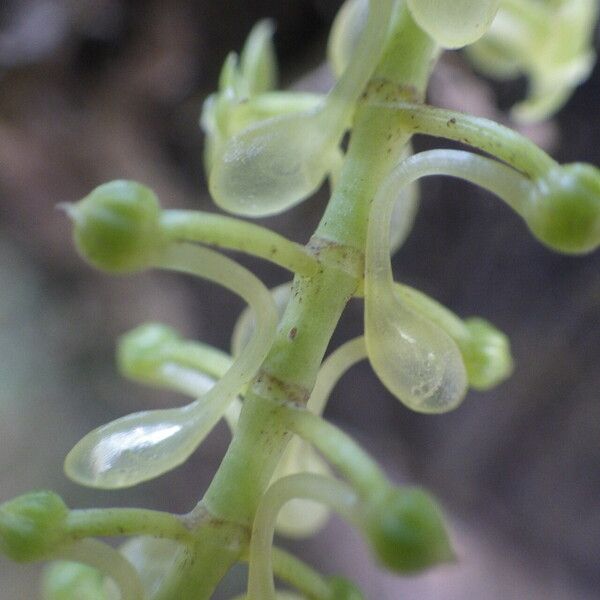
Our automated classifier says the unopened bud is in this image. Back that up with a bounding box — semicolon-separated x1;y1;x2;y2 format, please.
364;487;454;573
0;491;69;562
527;163;600;254
67;180;165;273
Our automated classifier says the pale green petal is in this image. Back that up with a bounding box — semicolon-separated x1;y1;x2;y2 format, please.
65;245;278;489
271;437;332;538
328;0;368;78
120;537;179;598
407;0;501;49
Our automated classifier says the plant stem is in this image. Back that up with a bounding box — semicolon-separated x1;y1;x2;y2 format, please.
66;508;192;542
161;210;318;276
150;10;437;599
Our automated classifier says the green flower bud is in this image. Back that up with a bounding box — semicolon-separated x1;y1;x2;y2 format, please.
43;561;109;600
0;491;69;562
67;180;165;273
239;20;277;97
328;575;364;600
527;163;600;254
364;487;454;573
117;323;180;384
460;318;513;391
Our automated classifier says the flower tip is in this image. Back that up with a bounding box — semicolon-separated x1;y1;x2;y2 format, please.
55;202;81;223
461;318;513;391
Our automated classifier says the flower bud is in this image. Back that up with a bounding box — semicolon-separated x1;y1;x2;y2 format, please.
0;491;69;562
117;323;180;384
364;487;454;573
460;318;513;390
68;180;165;273
527;163;600;254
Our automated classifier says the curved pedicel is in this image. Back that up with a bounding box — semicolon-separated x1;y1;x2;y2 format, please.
209;0;393;217
367;148;599;412
64;244;278;488
231;282;292;357
53;539;144;600
247;472;452;599
365;158;469;413
247;474;362;600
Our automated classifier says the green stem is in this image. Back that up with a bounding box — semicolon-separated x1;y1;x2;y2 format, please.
165;341;233;379
161;210;318;276
271;547;333;600
66;508;192;543
151;11;439;599
203;266;357;525
316;7;436;251
367;148;535;222
369;100;557;178
153;518;248;600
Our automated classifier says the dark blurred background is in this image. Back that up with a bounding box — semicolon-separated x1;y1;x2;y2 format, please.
0;1;599;598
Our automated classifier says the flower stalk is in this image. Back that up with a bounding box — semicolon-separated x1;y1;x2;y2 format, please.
1;2;598;599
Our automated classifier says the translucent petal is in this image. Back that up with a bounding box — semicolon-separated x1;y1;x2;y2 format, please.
209;0;393;216
209;110;342;216
395;285;513;391
365;162;468;413
226;92;324;135
231;282;291;357
64;401;221;488
120;537;179;598
43;562;119;600
407;0;501;49
239;20;277;97
328;0;368;79
272;437;332;538
65;245;278;488
389;181;419;254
